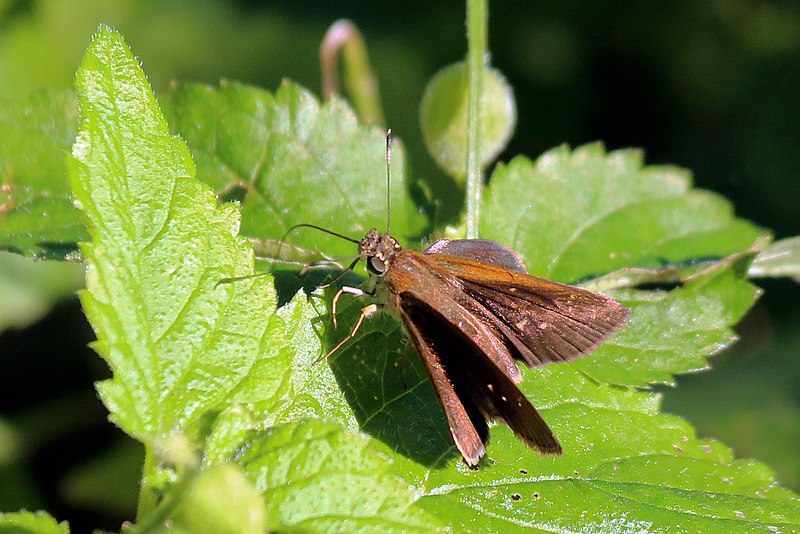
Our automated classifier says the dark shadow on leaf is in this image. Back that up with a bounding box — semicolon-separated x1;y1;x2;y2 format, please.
322;293;458;468
218;183;249;204
269;267;363;307
270;267;325;307
35;240;81;260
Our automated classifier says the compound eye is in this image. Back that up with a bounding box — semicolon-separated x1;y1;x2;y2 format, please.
368;256;387;275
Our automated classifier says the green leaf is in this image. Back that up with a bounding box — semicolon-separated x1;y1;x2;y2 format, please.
68;22;290;524
483;144;768;282
419;61;516;179
236;419;441;533
162;81;426;260
70;32;361;461
479;144;768;386
0;510;69;534
413;384;800;531
178;301;439;532
319;300;455;467
750;235;800;279
402;358;799;531
417;440;800;532
69;25;286;453
0;79;428;263
574;255;762;386
0;93;86;330
0;90;84;260
201;292;354;465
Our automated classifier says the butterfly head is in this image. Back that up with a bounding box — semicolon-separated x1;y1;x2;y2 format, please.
360;228;400;276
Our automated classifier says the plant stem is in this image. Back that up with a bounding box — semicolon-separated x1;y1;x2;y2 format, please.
320;19;385;126
136;445;158;520
130;465;196;533
465;0;488;238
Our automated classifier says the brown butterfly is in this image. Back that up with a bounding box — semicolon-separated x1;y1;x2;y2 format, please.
322;228;629;466
299;132;629;466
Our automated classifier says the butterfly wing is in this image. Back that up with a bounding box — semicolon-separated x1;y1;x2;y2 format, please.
426;241;630;368
385;249;568;464
398;290;562;465
380;242;629;465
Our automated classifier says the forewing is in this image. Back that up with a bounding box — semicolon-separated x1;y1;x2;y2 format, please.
387;250;523;382
430;253;630;368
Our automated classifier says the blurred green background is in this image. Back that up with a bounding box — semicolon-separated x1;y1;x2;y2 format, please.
1;1;798;531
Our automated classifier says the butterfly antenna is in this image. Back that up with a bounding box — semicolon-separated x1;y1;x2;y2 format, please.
277;223;360;259
385;129;392;235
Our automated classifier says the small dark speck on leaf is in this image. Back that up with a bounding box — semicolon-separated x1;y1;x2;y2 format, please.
519;469;528;475
511;493;521;501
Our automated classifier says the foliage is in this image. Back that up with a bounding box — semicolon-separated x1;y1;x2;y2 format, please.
1;11;799;534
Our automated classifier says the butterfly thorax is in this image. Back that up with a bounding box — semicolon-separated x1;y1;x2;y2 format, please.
359;228;401;276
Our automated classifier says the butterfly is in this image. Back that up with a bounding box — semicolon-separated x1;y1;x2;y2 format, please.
323;227;629;466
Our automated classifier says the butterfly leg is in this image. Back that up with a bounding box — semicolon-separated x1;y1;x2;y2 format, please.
315;300;381;364
331;285;376;328
308;257;361;290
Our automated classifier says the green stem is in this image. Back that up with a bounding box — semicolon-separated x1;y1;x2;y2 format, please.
130;444;200;532
465;0;488;238
130;467;196;534
136;445;158;521
320;19;385;126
